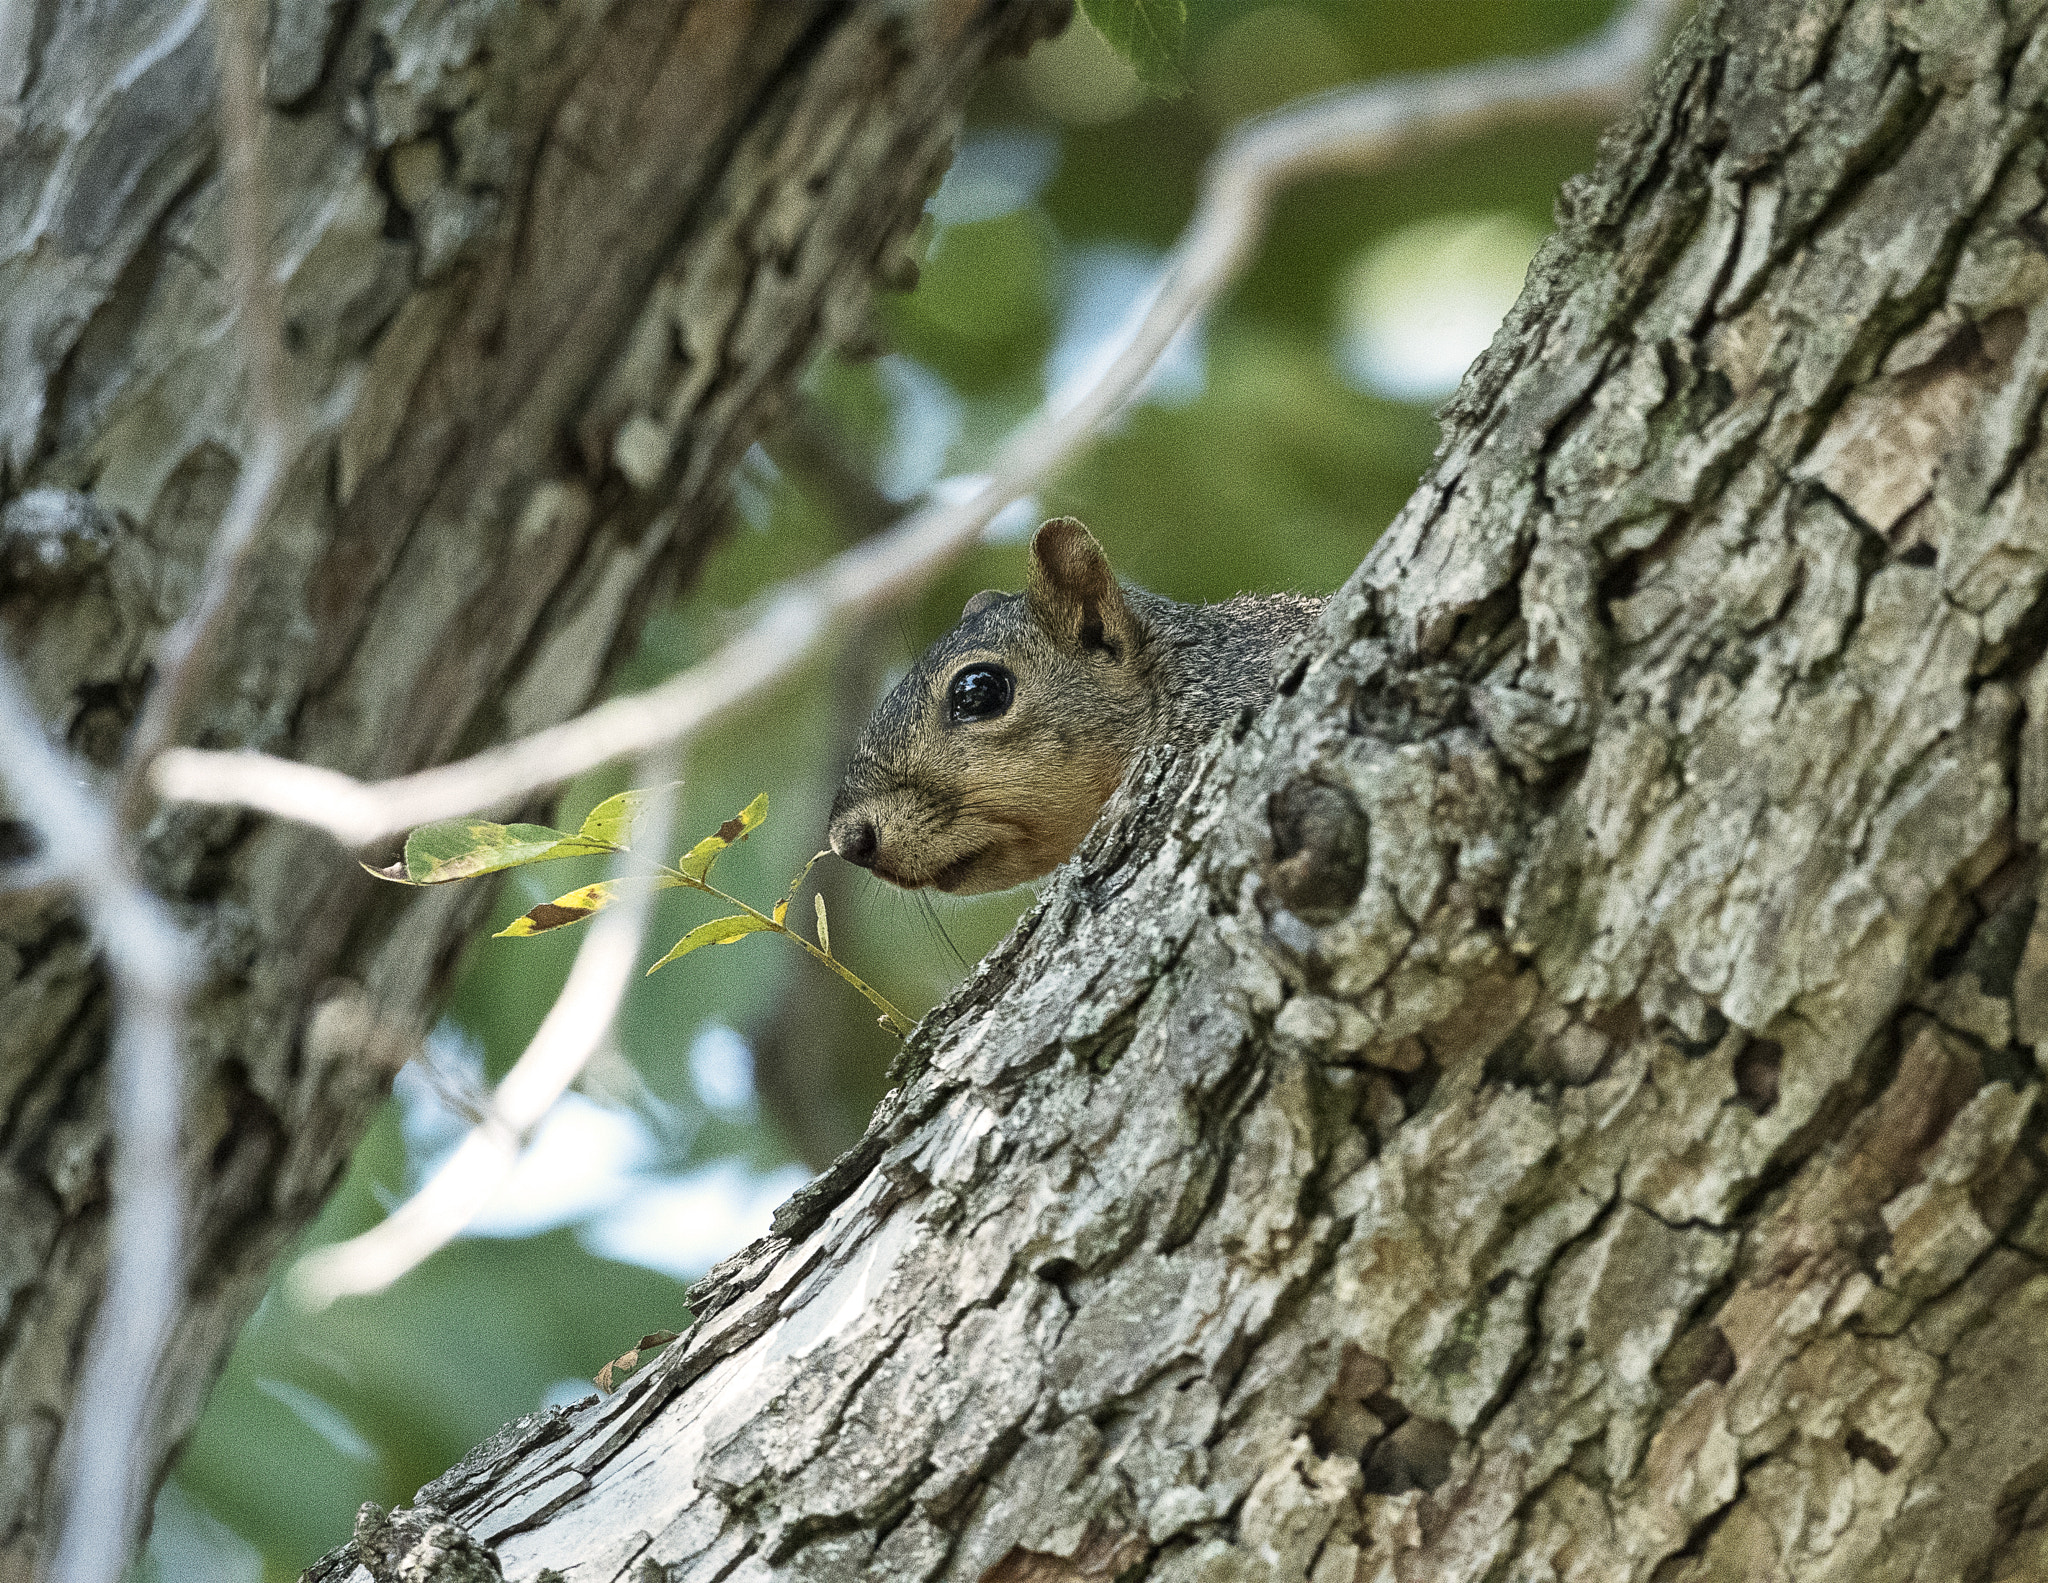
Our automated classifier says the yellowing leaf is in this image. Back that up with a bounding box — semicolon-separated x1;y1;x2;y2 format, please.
674;835;722;884
378;819;608;885
646;912;770;974
813;893;831;956
673;793;771;884
728;791;770;839
496;880;637;937
574;786;673;851
770;849;829;930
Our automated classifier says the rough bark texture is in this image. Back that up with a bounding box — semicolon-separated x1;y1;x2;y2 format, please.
0;0;1068;1574
313;1;2048;1579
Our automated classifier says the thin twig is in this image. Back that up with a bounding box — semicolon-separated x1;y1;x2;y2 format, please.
287;766;679;1307
153;0;1688;848
117;0;300;829
0;657;193;1583
43;3;302;1569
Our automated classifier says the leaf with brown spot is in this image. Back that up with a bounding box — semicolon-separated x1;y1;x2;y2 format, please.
495;879;676;938
673;793;770;884
521;903;593;933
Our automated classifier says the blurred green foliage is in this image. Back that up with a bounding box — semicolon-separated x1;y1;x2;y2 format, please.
146;3;1628;1575
1078;0;1191;96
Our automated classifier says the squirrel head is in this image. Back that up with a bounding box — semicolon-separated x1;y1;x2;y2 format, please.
828;517;1158;894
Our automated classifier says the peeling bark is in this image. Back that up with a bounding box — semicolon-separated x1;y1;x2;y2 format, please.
309;2;2048;1579
0;0;1069;1574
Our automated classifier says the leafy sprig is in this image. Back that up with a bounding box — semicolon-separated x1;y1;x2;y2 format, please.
366;789;912;1037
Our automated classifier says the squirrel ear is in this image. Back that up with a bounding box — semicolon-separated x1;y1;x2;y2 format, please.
961;589;1006;620
1026;517;1142;659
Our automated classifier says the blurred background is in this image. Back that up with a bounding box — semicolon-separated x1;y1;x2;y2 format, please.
143;1;1616;1573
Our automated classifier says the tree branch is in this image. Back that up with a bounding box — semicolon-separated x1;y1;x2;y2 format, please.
0;655;191;1583
26;4;298;1574
0;3;1075;1573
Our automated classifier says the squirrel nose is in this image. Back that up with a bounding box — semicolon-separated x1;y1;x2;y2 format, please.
832;818;879;869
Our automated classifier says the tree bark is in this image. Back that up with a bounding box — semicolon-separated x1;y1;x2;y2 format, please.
0;0;1068;1574
312;1;2048;1579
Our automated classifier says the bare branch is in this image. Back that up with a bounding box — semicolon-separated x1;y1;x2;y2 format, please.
287;769;679;1308
117;0;301;828
153;0;1688;848
0;657;191;1583
31;4;314;1570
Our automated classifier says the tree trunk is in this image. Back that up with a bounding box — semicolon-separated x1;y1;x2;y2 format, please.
0;0;1067;1574
313;1;2048;1578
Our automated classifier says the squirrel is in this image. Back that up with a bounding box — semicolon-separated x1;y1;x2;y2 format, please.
827;517;1325;894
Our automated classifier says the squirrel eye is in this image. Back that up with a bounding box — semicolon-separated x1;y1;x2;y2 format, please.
947;664;1014;724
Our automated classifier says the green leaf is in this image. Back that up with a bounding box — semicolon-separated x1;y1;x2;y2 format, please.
574;785;673;851
495;879;677;938
1078;0;1188;96
645;913;771;974
772;849;830;929
673;792;771;884
374;819;609;885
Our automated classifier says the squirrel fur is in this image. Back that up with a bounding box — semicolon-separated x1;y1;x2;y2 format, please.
828;517;1324;894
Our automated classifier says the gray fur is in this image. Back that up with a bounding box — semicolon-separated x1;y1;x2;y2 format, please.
1124;585;1326;741
828;518;1324;893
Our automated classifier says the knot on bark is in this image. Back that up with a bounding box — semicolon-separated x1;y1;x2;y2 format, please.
1262;778;1369;923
